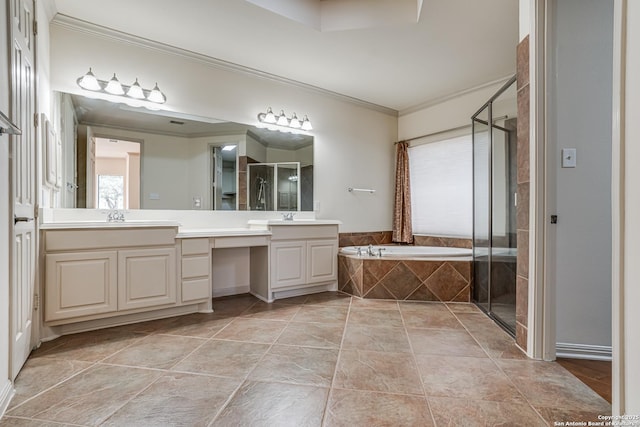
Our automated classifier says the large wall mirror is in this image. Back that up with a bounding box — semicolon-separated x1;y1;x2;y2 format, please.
54;92;313;211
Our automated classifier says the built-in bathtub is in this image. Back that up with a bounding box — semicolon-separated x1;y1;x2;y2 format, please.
338;245;472;302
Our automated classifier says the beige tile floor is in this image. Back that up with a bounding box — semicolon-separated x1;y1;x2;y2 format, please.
1;292;610;426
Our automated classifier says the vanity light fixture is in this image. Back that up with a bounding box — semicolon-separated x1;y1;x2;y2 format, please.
257;107;313;134
105;73;125;95
76;68;167;104
126;78;145;99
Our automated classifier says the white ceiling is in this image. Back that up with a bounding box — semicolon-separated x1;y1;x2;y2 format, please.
51;0;518;112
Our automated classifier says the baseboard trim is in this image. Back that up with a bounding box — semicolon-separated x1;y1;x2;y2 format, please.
213;285;250;298
556;342;612;361
0;379;15;419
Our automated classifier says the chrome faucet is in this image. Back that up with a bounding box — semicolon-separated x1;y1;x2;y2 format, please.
367;244;375;256
107;210;125;222
281;212;295;221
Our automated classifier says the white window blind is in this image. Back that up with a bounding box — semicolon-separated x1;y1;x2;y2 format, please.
408;134;473;237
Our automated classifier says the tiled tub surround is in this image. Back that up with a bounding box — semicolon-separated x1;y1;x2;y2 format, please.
338;252;471;302
338;232;472;249
1;292;610;426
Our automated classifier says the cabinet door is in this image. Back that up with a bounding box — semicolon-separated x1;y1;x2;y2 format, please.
270;241;306;289
306;240;338;284
118;248;177;311
45;251;118;322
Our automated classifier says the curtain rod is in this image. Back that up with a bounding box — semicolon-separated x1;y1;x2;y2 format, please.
394;115;508;145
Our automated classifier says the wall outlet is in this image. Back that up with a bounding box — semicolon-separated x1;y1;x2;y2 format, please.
193;197;202;208
149;192;160;200
314;200;320;211
562;148;577;168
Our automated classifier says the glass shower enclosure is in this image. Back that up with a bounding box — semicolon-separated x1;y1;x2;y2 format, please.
472;75;518;335
247;162;301;211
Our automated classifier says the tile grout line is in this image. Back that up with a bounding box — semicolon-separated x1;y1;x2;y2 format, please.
321;295;353;427
4;361;98;416
398;300;439;427
208;296;308;426
447;306;549;424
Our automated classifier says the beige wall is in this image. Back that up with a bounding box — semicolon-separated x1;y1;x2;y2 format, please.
49;22;397;231
398;80;512;142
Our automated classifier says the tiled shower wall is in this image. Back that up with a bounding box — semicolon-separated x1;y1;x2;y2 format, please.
516;35;531;352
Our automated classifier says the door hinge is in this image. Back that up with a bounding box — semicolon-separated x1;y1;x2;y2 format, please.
33;293;39;311
34;203;39;220
34;20;38;36
34;113;39;128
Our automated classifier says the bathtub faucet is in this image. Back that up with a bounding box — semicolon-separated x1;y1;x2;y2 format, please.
367;244;375;256
107;210;125;222
281;212;295;221
377;248;386;257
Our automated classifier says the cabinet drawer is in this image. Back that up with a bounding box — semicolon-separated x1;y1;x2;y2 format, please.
45;228;177;251
269;225;338;241
214;235;268;248
181;238;210;255
182;278;210;302
182;256;210;279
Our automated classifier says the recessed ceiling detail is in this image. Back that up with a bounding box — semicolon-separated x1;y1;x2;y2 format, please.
245;0;423;31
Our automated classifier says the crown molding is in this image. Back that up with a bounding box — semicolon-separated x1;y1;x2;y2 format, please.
51;15;398;117
399;75;515;117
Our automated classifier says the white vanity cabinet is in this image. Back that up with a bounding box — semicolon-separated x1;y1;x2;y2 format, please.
179;238;211;303
45;250;118;321
267;223;339;299
118;247;176;311
43;226;178;324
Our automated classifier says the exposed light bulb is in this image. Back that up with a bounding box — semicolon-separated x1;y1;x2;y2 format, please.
105;73;125;95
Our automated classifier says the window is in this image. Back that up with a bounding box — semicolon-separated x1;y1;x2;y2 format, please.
408;134;472;237
97;175;124;209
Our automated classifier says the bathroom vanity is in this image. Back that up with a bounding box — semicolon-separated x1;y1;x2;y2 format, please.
40;216;340;334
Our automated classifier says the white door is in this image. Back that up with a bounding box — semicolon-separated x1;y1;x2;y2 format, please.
10;0;37;380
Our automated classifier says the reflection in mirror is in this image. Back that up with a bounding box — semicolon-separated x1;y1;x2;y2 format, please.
54;91;313;211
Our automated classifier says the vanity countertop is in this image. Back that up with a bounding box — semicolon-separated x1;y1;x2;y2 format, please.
40;220;180;230
247;219;342;229
176;228;272;238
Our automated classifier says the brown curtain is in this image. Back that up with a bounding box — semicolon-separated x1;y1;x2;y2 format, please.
392;141;413;243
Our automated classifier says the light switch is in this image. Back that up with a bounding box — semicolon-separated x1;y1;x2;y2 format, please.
314;200;320;211
562;148;577;168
